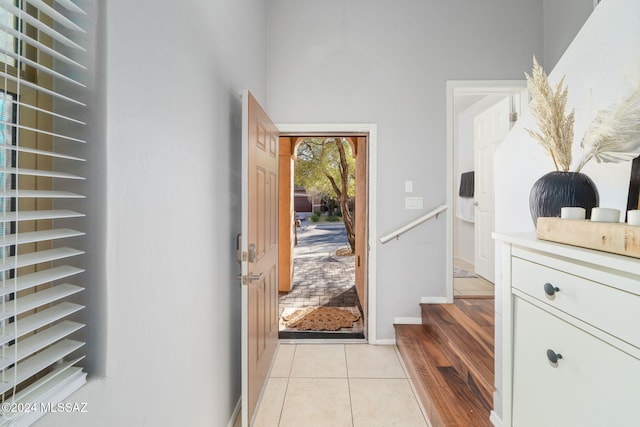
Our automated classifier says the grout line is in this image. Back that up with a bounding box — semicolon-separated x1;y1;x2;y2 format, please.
404;377;432;427
278;377;290;427
345;343;355;427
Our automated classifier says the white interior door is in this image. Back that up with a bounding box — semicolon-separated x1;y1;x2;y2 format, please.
241;91;279;426
473;97;510;283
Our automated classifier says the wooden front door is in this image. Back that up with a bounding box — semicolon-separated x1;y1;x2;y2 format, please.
241;91;279;425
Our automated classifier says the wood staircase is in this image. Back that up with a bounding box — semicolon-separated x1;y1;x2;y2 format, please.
395;298;495;427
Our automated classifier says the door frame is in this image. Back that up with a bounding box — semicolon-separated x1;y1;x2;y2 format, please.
445;81;526;302
276;123;378;343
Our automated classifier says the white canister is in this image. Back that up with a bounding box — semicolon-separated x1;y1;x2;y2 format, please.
561;207;586;220
590;207;621;223
628;210;640;226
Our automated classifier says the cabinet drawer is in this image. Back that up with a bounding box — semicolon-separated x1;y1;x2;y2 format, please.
512;257;640;347
512;298;640;427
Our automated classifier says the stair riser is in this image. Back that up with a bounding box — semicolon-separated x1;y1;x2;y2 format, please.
395;324;493;427
421;304;493;410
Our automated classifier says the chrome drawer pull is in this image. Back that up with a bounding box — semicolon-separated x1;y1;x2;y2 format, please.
544;282;560;296
546;349;563;367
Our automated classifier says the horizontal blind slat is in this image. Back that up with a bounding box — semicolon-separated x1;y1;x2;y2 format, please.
0;190;85;199
0;320;84;370
54;0;87;15
0;120;87;143
0;23;86;70
0;72;86;107
9;361;86;414
0;145;85;162
0;210;85;222
0;167;84;179
24;0;85;33
0;284;83;321
0;247;84;272
0;302;84;346
0;265;84;298
0;47;86;87
0;2;85;51
0;228;85;247
0;339;84;395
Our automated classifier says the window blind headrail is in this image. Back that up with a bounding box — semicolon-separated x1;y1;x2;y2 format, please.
0;320;84;371
0;265;84;298
0;209;85;223
0;302;84;346
0;121;87;143
0;72;86;107
0;339;85;395
0;283;83;322
0;228;84;247
24;0;85;33
0;167;84;179
0;190;85;199
0;23;86;71
0;145;86;162
0;247;84;272
0;3;85;51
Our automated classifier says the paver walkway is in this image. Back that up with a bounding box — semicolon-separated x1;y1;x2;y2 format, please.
278;221;357;315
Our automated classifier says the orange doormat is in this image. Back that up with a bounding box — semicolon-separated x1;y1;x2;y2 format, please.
283;307;361;331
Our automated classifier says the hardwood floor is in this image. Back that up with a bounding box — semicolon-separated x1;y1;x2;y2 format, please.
395;298;495;427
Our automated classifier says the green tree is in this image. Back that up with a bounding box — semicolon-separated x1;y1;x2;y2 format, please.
295;137;356;252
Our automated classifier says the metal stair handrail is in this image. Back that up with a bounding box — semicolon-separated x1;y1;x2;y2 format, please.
379;204;448;244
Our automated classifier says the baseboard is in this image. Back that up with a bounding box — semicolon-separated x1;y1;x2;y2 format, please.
228;398;241;427
490;410;502;427
374;338;396;345
420;296;448;304
394;317;422;325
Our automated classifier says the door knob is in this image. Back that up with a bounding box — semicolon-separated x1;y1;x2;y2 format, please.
473;201;479;206
249;272;263;283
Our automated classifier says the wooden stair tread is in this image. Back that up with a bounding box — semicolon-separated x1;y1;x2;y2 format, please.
395;324;493;427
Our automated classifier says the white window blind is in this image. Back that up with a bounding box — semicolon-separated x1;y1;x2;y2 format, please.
0;0;88;425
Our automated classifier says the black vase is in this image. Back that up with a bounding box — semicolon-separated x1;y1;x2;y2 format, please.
529;171;599;226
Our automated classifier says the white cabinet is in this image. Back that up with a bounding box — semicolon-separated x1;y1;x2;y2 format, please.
496;233;640;427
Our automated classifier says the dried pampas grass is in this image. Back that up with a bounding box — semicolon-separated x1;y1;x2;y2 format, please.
524;57;640;173
576;84;640;172
525;56;575;172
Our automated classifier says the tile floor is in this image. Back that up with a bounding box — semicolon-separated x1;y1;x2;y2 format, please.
252;343;430;427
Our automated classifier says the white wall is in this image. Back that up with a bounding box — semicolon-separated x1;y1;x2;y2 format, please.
493;0;640;419
39;0;268;425
267;0;543;340
543;0;595;69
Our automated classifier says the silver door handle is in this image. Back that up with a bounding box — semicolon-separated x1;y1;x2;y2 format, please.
249;273;263;282
474;201;479;206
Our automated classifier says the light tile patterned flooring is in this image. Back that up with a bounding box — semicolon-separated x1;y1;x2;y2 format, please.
453;258;495;297
252;344;430;427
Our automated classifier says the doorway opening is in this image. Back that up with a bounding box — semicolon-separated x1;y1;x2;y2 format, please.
277;127;373;340
446;81;527;301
